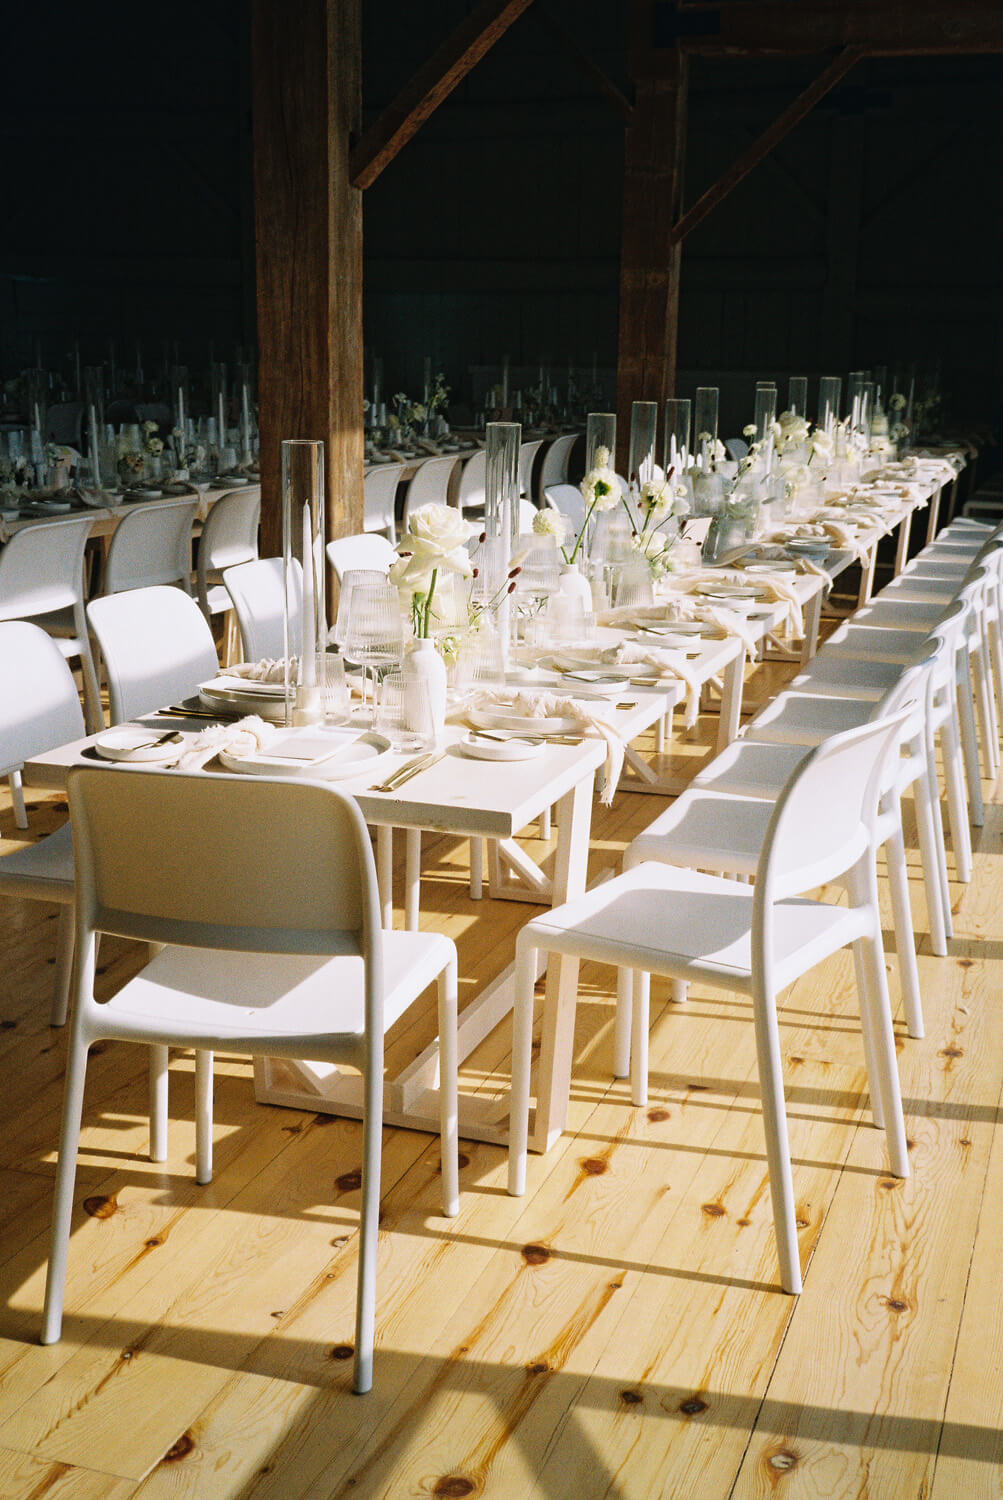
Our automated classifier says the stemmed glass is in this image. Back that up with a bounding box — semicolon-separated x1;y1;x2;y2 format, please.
342;578;405;722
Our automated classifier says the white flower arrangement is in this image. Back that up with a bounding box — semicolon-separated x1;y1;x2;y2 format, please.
638;476;689;522
742;424;757;438
532;507;568;543
632;528;679;580
890;393;907;412
390;502;476;637
146;437;164;457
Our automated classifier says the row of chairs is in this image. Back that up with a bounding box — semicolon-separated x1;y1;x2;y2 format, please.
363;433;578;543
506;510;1003;1299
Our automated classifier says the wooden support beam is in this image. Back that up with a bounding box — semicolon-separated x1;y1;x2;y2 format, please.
534;5;634;123
616;25;688;469
252;0;364;556
671;45;863;243
650;0;1003;59
350;0;535;190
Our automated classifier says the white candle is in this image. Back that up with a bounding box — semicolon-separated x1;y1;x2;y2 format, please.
301;503;317;686
240;384;251;464
89;404;101;488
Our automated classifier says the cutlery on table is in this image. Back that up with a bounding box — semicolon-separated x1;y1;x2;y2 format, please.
130;730;185;752
368;752;444;793
470;729;584;746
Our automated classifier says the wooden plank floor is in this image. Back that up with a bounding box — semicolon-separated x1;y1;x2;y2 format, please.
1;667;1001;1499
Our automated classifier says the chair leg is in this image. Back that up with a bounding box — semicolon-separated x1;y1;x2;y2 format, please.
77;636;104;737
847;860;910;1179
194;1050;213;1185
630;970;649;1108
50;906;75;1027
940;717;973;882
749;980;802;1295
353;1030;385;1396
8;771;28;830
613;968;632;1078
848;931;885;1132
40;1033;91;1344
973;641;998;777
956;658;985;825
508;942;538;1197
539;805;552;840
883;821;924;1039
671;980;688;1004
376;826;393;929
404;830;421;932
149;1045;169;1163
437;960;459;1218
912;767;948;956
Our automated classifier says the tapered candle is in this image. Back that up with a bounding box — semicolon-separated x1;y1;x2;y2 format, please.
301;503;316;686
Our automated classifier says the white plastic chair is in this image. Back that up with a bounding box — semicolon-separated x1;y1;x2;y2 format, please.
456;448;486;515
544;483;587;533
0;518;103;777
0;623;84;1026
643;654;941;1042
403;457;458;524
103;499;198;595
41;767;459;1395
327;533;395;584
363;464;403;543
195;488;261;661
538;434;578;492
87;586;220;723
223;557;303;663
508;713;912;1296
518;439;545;504
725;437;749;462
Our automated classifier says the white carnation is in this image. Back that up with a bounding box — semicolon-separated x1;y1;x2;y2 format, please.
532;507;567;541
580;465;621;513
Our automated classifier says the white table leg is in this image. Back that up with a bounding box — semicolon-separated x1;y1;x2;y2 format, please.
800;589;824;666
531;773;596;1153
469;837;483;900
893;509;913;576
405;828;421;932
926;483;944;544
717;648;746;752
377;825;393;929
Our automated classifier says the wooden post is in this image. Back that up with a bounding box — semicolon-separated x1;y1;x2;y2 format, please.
616;33;688;471
252;0;363;557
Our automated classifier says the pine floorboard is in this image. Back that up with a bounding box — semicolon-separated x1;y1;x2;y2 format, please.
0;662;1001;1498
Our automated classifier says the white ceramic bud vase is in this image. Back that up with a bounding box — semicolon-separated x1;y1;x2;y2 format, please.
557;561;593;611
403;636;447;747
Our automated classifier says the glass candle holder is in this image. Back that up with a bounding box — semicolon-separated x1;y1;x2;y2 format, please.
753;384;777;472
694;387;719;469
211;363;228;471
485;420;521;649
818;376;842;434
281;438;326;726
628;401;658;487
170;366;189;468
237;362;254;466
585;411;616;474
664;398;691;473
787;376;808;416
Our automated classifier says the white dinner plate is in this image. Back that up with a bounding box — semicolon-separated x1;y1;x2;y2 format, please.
469;705;583;735
696;583;764;601
218;730;392;780
94;727;185;765
742;560;798;574
199;685;288;722
459;731;545;761
216;474;250;485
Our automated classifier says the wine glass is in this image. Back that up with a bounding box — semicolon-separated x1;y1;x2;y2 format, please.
342;579;405;721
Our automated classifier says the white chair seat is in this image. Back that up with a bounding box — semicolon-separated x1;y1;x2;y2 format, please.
751;692;874;743
0;821;74;901
851;599;942;631
205;582;231;616
524;862;868;997
694;738;809;797
788;656;903;700
95;928;455;1052
628;789;769;876
824;623;936;664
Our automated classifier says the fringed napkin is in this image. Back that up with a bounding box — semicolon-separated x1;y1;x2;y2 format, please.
176;714;277;772
551;641;701;726
467;688;625;804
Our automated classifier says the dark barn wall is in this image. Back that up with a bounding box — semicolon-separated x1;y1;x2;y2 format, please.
1;2;1000;429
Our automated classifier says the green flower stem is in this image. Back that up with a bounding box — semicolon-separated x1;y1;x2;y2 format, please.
620;491;639;537
568;496;599;564
422;567;438;637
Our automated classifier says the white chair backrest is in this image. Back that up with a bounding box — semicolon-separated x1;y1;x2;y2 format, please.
363;465;403;541
196;489;261;613
224;557;302;663
46;402;84;447
544;483;587;531
539;434;578;490
457;449;486;511
104;500;197;595
757;710;912;906
518;439;545;503
67;769;382;976
725;438;749;462
0;621;85;773
87;586;220;723
0;517;91;619
404;456;457;522
518;498;537;534
326;533;395;584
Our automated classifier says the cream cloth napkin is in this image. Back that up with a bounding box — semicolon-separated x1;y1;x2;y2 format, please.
551;641;702;726
176;714;278;772
668;568;804;642
601;600;761;656
227;658;290;684
467;688;625;805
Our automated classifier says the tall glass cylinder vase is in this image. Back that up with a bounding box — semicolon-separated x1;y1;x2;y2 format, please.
237;362;254;467
818;376;841;434
484;421;521;652
787;376;808;416
585;411;616;473
83;367;105;488
664;398;691;473
211;362;228;473
628;401;658;487
171;365;189;470
754;384;777;473
281;439;326;726
25;369;47;448
694;387;719;469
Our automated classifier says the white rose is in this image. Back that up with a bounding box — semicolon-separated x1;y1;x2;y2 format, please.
397;503;475;580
